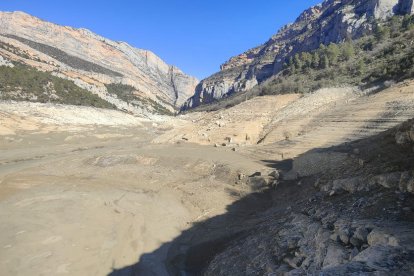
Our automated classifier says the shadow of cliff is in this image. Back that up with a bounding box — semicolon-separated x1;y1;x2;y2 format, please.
109;118;414;276
108;187;278;276
108;158;314;276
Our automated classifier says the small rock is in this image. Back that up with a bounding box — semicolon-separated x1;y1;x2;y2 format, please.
214;144;219;147
371;172;401;189
338;229;351;245
330;233;340;242
215;121;225;127
232;147;237;152
409;128;414;141
395;131;411;145
323;243;348;268
283;256;304;269
248;176;274;188
407;178;414;194
399;171;412;192
353;227;369;243
268;170;280;179
329;190;336;196
221;143;227;147
350;237;362;248
358;159;364;166
271;179;280;188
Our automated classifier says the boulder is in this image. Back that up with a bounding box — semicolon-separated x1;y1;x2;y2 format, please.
352;227;369;244
331;177;367;193
367;229;399;247
268;170;280;179
370;172;401;189
248;176;273;189
322;243;348;268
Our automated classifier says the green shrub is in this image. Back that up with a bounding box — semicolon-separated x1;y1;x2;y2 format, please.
105;83;174;115
0;63;116;109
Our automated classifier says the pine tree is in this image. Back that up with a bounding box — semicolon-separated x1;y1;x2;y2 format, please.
321;54;329;69
312;52;320;68
293;53;303;70
341;42;355;61
327;43;340;65
356;60;366;75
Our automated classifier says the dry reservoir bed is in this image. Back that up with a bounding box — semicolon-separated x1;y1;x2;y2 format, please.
0;120;265;275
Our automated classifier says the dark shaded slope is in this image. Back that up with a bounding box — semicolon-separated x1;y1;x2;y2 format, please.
110;118;414;275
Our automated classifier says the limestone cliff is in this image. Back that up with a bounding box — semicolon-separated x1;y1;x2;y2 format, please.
182;0;414;110
0;11;198;116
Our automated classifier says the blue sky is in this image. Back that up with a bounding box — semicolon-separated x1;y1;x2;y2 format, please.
0;0;322;79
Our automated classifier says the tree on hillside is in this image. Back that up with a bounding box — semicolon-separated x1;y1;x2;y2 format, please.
312;52;320;68
321;54;330;69
301;52;313;68
374;24;390;40
293;53;303;70
356;59;366;76
326;43;340;65
341;42;355;61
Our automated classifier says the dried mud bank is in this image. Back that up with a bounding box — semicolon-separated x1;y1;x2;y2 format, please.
163;119;414;275
0;106;272;275
1;87;414;275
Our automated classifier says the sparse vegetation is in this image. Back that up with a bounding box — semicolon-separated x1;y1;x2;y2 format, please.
261;15;414;95
0;63;116;109
183;15;414;113
105;83;174;115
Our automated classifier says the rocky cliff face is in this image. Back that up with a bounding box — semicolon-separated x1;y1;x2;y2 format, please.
182;0;414;110
0;11;198;115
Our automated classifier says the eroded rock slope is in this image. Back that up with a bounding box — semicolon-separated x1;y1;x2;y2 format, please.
0;11;198;115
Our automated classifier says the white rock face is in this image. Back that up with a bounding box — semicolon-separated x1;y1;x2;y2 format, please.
0;55;13;67
183;0;414;110
0;11;198;115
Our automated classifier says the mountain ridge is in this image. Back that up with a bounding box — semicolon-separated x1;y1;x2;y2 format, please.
0;11;198;116
182;0;414;110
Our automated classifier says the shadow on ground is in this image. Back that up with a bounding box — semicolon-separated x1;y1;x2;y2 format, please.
109;119;414;276
108;157;311;276
108;188;276;275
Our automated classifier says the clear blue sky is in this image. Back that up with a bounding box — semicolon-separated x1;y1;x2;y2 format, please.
0;0;321;79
